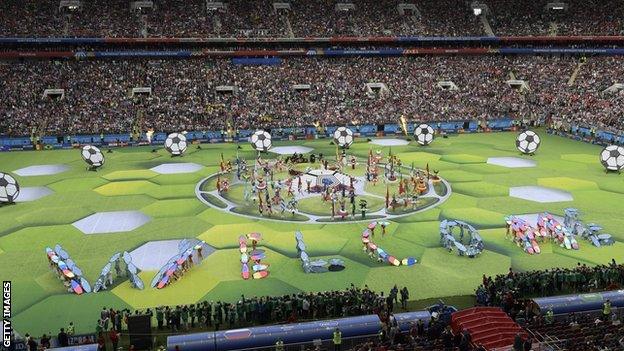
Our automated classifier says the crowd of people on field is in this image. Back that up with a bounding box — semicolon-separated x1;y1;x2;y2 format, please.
2;55;624;137
14;285;410;351
475;260;624;308
95;285;409;334
1;0;622;38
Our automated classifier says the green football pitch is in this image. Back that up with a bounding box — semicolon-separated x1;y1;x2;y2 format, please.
1;130;623;335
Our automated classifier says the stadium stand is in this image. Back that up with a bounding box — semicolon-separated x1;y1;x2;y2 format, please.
3;2;624;351
0;0;623;38
1;56;623;137
525;313;624;350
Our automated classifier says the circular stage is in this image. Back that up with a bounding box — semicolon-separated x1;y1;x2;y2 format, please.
195;159;452;223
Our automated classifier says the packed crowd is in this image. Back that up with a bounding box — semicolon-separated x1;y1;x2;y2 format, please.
1;55;623;137
475;260;623;308
526;311;624;351
349;323;484;351
488;0;624;36
0;0;622;38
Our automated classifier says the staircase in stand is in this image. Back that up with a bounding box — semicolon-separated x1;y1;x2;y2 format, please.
62;14;70;36
283;14;294;38
481;15;495;36
451;307;527;350
568;61;585;86
548;21;558;36
213;15;222;37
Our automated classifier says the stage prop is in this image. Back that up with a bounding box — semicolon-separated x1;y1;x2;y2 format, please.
81;145;104;170
414;123;434;146
361;222;417;266
599;145;624;172
239;233;269;280
150;239;209;289
333;126;354;148
439;219;484;257
295;231;345;273
564;208;613;247
505;212;582;254
0;172;20;203
250;130;272;152
516;130;541;155
45;244;91;295
164;132;188;156
94;251;144;292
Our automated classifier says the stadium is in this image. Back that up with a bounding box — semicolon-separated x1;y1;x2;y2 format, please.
1;1;624;351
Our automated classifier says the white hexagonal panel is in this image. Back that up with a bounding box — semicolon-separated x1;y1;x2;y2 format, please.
73;211;151;234
150;163;203;174
14;186;54;202
487;157;537;168
14;164;69;176
269;146;314;155
129;239;216;270
509;186;573;203
369;139;410;146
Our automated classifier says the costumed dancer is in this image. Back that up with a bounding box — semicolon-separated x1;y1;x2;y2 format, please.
359;199;368;220
339;197;347;220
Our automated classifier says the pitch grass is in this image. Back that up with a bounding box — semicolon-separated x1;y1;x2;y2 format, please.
1;130;624;335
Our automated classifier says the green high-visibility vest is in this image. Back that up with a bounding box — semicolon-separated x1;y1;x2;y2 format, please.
603;302;612;315
333;331;342;345
275;340;284;351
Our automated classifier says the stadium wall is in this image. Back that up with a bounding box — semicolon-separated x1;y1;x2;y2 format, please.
3;36;624;45
166;311;431;351
6;47;624;60
0;120;513;151
532;290;624;315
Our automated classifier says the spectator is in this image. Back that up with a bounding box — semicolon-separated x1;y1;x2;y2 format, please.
108;329;119;351
57;328;69;347
25;334;37;351
332;327;342;351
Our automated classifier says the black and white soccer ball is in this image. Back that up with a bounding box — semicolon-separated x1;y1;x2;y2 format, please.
81;145;104;168
164;133;188;156
516;130;541;154
250;130;272;152
600;145;624;171
333;127;354;148
0;172;19;203
414;124;434;146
